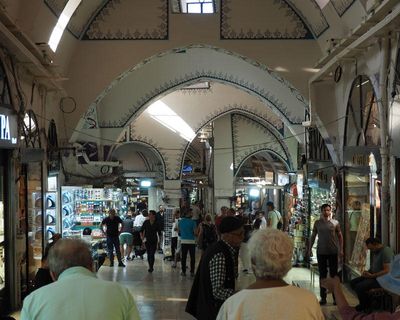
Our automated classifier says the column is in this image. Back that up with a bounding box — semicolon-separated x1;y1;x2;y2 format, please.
213;115;234;213
163;179;181;208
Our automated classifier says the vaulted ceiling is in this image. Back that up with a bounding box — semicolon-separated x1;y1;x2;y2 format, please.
0;0;373;180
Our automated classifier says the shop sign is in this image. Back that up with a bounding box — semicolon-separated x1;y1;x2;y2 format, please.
0;106;18;148
344;146;381;169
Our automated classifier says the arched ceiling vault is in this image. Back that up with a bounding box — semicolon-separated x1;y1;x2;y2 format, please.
71;45;308;145
45;0;358;40
120;82;294;180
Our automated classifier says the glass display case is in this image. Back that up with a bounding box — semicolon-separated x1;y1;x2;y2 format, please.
0;179;4;291
344;172;370;274
26;163;43;287
44;192;58;242
61;187;122;238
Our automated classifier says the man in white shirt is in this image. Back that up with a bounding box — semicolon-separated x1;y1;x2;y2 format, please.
134;209;147;228
266;202;282;229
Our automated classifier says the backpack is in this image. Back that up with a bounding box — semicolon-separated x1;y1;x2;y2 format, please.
202;224;217;245
273;210;283;230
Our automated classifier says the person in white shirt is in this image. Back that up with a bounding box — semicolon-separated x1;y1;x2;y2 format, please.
134;210;147;228
266;201;282;229
217;229;324;320
171;209;181;268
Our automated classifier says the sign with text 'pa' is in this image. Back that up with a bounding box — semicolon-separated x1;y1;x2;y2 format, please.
0;106;18;148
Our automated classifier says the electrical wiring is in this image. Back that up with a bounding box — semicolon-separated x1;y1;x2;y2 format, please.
33;110;349;152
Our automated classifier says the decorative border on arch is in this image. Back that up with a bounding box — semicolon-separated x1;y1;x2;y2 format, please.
83;0;169;40
220;0;313;39
231;113;292;173
331;0;356;17
234;149;292;177
284;0;329;38
96;73;304;128
123;138;182;180
44;0;169;40
83;45;308;130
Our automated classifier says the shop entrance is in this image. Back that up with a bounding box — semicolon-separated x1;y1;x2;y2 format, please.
0;150;10;314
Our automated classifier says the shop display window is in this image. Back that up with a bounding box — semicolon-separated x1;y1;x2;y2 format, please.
61;187;122;238
27;163;43;286
344;173;370;274
0;167;5;291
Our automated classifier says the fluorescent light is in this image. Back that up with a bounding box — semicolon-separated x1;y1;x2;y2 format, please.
140;180;151;187
303;68;320;73
249;189;260;197
356;80;370;88
48;0;82;52
147;100;195;142
274;66;289;72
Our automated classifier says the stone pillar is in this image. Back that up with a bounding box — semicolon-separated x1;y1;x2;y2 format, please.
213;115;234;213
163;179;181;208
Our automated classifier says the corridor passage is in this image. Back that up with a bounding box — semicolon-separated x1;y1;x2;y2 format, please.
96;252;357;320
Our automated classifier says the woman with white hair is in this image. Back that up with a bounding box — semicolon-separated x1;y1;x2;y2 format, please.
216;229;324;320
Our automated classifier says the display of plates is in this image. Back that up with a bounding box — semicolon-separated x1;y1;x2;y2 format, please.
46;196;56;209
62;192;72;204
46;228;55;240
46;214;55;225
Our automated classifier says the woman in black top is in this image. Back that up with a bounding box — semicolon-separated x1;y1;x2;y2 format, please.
140;210;161;272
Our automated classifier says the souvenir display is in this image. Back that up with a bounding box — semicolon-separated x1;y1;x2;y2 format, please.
61;187;123;238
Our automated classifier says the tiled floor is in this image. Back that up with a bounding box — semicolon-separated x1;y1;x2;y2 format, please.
11;251;358;319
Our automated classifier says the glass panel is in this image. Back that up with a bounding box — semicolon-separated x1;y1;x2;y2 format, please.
187;3;201;13
345;76;380;147
203;3;214;13
27;163;43;288
344;172;370;274
0;165;5;290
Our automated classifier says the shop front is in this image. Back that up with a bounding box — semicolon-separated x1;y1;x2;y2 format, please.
307;163;337;260
0;106;18;314
342;147;381;279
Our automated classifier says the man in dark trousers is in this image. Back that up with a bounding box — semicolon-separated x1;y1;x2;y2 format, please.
101;209;125;267
141;210;161;273
350;237;393;312
186;216;244;320
309;203;343;305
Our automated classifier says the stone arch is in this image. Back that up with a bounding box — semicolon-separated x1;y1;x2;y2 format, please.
234;149;292;178
73;45;308;144
179;109;291;180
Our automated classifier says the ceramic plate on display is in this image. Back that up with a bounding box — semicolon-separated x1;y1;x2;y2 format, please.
62;192;72;204
62;205;72;217
46;228;55;240
46;197;56;209
46;214;55;225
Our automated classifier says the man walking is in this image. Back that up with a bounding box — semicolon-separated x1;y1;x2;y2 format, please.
21;238;139;319
101;209;125;267
266;201;282;230
186;216;244;319
141;210;161;272
119;212;134;261
309;203;343;305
